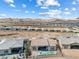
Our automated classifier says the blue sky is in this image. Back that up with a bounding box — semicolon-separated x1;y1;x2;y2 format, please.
0;0;79;19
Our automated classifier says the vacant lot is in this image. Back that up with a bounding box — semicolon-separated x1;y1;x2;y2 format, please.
62;49;79;57
43;49;79;59
0;30;76;38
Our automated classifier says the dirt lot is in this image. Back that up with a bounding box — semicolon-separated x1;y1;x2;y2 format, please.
0;30;76;38
40;49;79;59
62;49;79;57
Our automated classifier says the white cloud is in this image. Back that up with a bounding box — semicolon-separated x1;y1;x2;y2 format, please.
22;4;27;8
44;0;60;7
73;0;79;4
32;11;35;13
72;8;76;11
25;11;29;13
39;10;61;18
36;0;60;7
36;0;43;6
4;0;15;8
4;0;14;3
41;6;48;9
72;1;76;4
47;10;61;17
15;10;21;12
0;14;7;17
64;8;69;11
39;13;48;16
10;4;15;8
64;11;71;15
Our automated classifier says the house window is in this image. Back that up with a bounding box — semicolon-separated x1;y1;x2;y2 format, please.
11;47;23;54
4;50;9;54
70;45;79;49
38;46;48;51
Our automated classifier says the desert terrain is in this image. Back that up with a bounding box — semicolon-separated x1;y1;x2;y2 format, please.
0;18;79;59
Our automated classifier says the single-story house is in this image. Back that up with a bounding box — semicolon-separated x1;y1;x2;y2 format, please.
31;37;58;56
58;36;79;49
0;37;28;56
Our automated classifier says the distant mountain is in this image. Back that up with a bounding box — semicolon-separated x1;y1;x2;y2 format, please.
0;18;79;27
76;17;79;19
0;18;79;22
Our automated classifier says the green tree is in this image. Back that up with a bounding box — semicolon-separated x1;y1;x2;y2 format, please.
12;56;17;59
24;41;31;59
